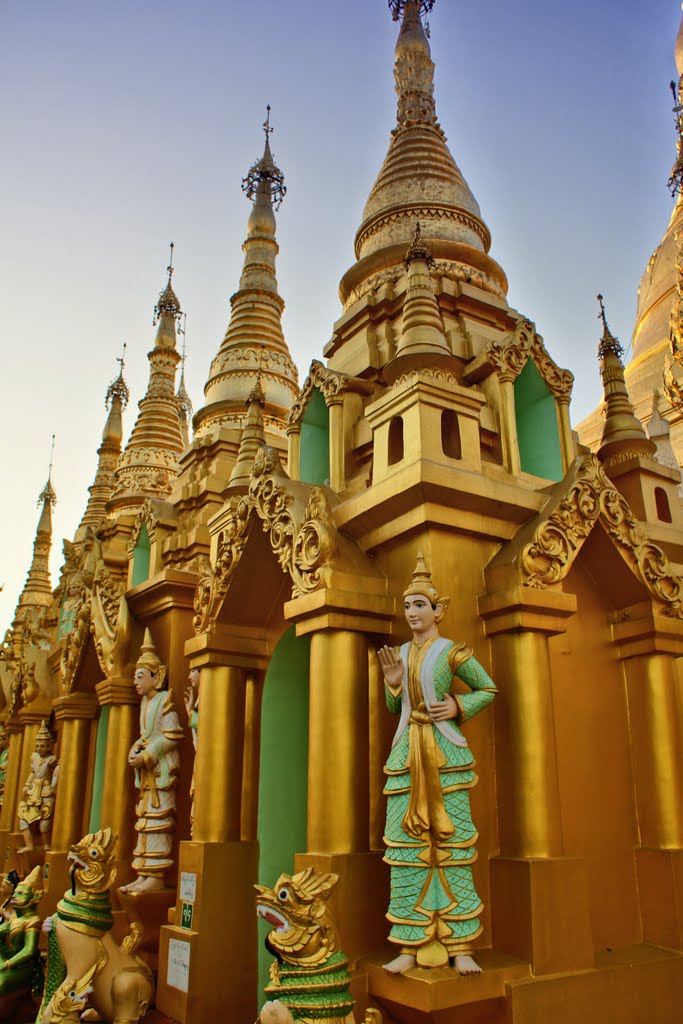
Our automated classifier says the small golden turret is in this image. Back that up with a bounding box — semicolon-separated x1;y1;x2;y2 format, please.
108;247;185;513
17;440;57;616
75;350;129;539
596;294;656;465
225;377;267;494
194;109;298;441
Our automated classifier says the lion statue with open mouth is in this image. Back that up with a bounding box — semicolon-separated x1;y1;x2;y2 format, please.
37;827;154;1024
255;866;381;1024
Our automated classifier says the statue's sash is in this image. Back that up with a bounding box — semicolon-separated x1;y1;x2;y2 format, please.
391;638;468;749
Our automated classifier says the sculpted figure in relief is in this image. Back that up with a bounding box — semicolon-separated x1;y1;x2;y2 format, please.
120;630;183;894
378;553;496;975
17;720;59;854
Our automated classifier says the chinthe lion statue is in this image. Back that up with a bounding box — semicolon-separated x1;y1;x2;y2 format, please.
37;827;154;1024
255;867;381;1024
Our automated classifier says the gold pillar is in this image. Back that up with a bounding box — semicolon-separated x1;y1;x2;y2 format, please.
51;694;98;851
489;628;563;859
328;400;345;492
0;722;24;833
556;396;574;473
287;425;301;481
96;678;139;870
193;665;246;843
499;376;521;476
308;630;369;853
240;671;262;842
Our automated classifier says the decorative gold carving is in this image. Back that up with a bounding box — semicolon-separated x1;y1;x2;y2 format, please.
520;454;683;616
355;204;491;260
192;495;253;634
287;361;374;428
664;233;683;410
391;367;460;390
344;257;506;309
486;318;574;397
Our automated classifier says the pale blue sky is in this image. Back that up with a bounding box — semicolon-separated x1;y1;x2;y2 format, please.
1;0;679;625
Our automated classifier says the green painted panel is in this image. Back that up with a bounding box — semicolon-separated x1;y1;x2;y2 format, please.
514;359;563;481
88;704;110;833
256;625;310;1003
299;388;330;485
131;523;151;588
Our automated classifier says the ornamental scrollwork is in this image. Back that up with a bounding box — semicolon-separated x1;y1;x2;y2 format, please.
487;318;574;399
192;495;253;635
520;454;683;617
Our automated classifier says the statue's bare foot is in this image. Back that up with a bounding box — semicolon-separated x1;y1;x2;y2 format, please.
454;954;481;975
383;953;417;974
17;845;31;854
123;875;165;895
259;1000;295;1024
118;879;137;893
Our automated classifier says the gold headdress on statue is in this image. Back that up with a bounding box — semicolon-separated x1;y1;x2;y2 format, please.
403;551;450;622
135;629;167;690
36;720;54;744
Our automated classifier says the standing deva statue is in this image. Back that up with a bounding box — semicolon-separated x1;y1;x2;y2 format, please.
17;720;59;854
121;630;183;894
378;553;496;975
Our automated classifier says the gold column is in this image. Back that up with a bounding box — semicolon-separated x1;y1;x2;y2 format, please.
193;664;246;843
328;400;345;492
499;376;521;476
240;671;262;842
96;678;139;868
0;721;24;832
556;396;574;473
51;694;98;851
308;630;369;853
287;425;301;481
488;629;563;858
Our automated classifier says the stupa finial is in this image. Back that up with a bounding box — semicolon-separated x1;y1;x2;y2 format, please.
389;0;435;33
106;342;130;410
405;221;435;268
153;242;182;326
38;434;57;510
176;313;193;421
597;293;624;361
242;106;287;209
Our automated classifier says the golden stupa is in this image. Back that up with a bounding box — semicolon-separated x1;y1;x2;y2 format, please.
1;2;682;1023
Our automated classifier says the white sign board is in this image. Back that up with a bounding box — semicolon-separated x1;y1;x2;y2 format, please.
167;938;191;992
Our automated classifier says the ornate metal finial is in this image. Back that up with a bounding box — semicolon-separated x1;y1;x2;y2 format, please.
388;0;435;34
597;293;624;361
242;107;287;210
153;243;182;325
405;221;435;269
38;434;57;509
176;313;194;419
106;342;130;409
668;79;683;198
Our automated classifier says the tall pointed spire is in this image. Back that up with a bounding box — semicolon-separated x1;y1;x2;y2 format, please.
176;314;193;449
108;247;185;513
225;377;267;494
18;440;57;614
194;110;298;440
76;349;129;539
596;294;656;465
351;1;495;275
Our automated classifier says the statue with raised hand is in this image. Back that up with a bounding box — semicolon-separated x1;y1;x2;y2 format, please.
378;552;496;975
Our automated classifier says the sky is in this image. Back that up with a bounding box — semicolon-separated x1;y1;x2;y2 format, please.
1;0;679;627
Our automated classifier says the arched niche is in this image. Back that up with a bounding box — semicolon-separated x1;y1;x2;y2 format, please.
131;523;151;587
513;359;563;480
299;388;330;485
256;624;310;998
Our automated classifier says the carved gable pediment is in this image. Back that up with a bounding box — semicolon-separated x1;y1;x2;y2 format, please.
465;317;574;400
287;360;375;428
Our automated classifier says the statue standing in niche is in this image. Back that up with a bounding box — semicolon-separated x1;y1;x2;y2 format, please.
17;720;59;854
120;630;183;894
184;665;200;833
378;553;496;975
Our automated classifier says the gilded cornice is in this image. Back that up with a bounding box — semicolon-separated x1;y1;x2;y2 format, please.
287;361;375;429
343;255;506;310
465;318;574;399
517;454;683;617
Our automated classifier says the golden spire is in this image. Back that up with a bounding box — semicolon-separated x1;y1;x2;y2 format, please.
18;438;57;612
194;109;298;440
76;348;129;539
384;224;458;382
351;1;497;277
225;376;267;494
108;247;185;512
176;314;193;449
596;294;656;465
